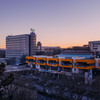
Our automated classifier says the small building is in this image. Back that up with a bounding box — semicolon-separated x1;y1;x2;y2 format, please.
89;41;100;56
89;41;100;51
37;41;42;52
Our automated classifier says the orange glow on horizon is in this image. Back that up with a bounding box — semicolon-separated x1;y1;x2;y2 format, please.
0;44;5;49
0;43;86;49
42;44;85;48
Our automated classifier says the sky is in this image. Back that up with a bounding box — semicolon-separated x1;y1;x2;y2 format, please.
0;0;100;49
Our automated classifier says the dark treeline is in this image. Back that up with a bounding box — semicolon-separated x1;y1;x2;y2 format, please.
0;50;5;58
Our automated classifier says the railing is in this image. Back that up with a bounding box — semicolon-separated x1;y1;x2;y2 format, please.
75;59;95;69
75;63;95;69
37;60;47;65
48;60;59;66
26;56;98;70
25;57;36;64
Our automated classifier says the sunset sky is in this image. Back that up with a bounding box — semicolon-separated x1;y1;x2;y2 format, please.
0;0;100;48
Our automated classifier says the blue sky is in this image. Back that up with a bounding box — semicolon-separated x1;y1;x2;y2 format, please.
0;0;100;48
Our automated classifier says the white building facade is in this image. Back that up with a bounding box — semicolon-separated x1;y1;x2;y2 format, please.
89;41;100;52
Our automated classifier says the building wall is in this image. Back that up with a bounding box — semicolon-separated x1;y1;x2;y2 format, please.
89;41;100;52
37;41;42;52
6;34;30;58
6;32;36;58
30;32;36;56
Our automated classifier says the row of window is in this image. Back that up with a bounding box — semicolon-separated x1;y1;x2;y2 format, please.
26;59;94;67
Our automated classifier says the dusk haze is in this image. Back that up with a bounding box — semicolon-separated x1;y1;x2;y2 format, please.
0;0;100;48
1;1;100;99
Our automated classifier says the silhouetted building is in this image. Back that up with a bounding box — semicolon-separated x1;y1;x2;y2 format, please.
61;45;91;55
42;46;61;55
37;41;42;52
0;49;5;58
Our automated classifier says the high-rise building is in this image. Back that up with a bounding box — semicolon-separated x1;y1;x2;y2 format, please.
30;32;36;56
6;31;36;58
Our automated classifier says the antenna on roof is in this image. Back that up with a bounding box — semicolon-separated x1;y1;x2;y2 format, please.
30;28;35;32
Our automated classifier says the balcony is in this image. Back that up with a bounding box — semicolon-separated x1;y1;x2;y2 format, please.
37;58;47;65
60;59;73;68
48;58;59;67
75;59;95;69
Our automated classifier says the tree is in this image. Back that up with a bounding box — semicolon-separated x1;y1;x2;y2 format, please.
0;50;5;58
0;62;5;75
0;62;14;99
